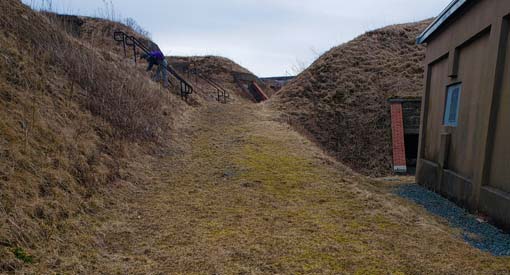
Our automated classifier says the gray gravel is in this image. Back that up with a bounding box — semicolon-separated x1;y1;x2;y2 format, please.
394;184;510;256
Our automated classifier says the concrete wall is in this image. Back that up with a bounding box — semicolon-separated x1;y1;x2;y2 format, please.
417;0;510;230
402;101;421;133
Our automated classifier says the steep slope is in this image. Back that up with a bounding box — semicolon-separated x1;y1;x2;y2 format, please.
0;1;190;272
48;14;157;54
271;19;432;176
53;15;270;103
47;14;214;105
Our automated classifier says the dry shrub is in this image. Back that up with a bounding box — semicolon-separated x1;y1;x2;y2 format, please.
123;17;150;38
1;1;168;141
47;41;167;140
52;14;158;58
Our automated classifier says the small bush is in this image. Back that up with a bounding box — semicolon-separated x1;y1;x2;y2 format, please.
12;248;34;264
124;17;151;39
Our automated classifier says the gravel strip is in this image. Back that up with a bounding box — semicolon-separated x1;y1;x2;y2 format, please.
394;184;510;256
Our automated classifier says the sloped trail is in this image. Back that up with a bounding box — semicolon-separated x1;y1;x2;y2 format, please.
87;104;509;274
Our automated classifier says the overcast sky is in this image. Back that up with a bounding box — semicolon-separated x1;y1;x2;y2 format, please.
24;0;451;77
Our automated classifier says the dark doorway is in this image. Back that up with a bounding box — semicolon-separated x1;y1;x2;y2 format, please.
405;133;419;174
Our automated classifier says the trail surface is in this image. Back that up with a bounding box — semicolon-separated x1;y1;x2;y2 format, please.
89;103;509;274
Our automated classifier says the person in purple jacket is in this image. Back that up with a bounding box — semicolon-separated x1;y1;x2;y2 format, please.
141;50;168;87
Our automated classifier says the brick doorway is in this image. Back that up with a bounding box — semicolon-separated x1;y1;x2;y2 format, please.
389;98;421;174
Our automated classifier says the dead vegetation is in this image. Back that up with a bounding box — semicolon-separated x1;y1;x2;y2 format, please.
0;0;190;272
271;19;432;177
61;15;157;54
69;103;510;274
3;2;510;274
57;15;253;104
4;7;173;141
48;35;168;140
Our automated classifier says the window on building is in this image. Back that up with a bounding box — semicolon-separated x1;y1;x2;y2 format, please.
444;83;462;127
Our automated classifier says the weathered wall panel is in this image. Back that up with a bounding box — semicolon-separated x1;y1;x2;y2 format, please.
424;57;448;162
489;22;510;194
448;32;490;179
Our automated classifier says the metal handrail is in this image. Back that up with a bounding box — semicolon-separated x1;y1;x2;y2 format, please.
188;68;230;103
113;31;193;99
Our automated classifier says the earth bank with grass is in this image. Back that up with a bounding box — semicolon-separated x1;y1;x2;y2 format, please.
2;1;510;274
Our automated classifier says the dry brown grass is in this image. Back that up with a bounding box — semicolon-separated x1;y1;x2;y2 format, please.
44;102;509;274
4;2;509;274
70;15;156;54
271;20;432;177
49;40;169;140
45;13;211;108
0;1;190;272
3;5;174;141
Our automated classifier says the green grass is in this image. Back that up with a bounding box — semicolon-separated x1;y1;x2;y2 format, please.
12;247;34;264
234;135;323;197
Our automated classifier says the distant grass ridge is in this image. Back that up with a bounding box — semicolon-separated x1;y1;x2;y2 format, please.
271;19;432;176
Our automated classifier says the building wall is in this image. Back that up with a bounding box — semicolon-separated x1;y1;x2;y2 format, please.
448;31;489;179
424;56;448;163
417;0;510;229
489;24;510;194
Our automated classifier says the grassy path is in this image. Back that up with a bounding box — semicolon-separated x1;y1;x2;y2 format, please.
93;103;510;274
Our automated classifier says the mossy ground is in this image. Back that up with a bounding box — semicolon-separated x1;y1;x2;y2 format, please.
6;100;510;274
57;103;509;274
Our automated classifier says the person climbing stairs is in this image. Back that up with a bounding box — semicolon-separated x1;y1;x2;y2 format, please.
141;50;169;88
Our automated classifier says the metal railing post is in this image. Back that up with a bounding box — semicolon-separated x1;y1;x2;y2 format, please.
114;30;195;100
122;35;127;57
133;44;137;64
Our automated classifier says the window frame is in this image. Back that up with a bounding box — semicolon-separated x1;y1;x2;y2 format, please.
443;83;462;127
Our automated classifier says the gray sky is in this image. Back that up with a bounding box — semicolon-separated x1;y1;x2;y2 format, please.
24;0;451;77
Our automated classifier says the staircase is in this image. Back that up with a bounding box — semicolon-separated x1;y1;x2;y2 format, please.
113;31;193;100
249;81;269;102
187;68;230;104
233;72;268;103
113;31;232;104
